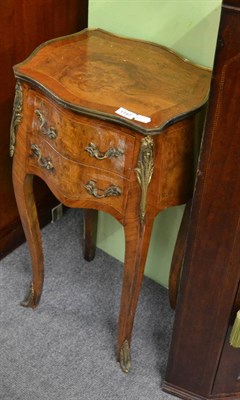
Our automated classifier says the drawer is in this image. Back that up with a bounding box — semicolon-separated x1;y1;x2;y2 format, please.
28;90;136;178
27;135;127;215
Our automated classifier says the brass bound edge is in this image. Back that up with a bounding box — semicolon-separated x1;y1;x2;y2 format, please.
14;28;210;135
10;80;23;157
135;136;154;225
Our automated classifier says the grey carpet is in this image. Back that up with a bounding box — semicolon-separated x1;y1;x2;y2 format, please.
0;209;177;400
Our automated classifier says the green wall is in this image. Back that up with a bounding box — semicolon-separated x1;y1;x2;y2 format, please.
88;0;222;288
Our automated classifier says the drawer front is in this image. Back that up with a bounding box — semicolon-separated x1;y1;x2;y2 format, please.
27;135;127;215
28;90;135;178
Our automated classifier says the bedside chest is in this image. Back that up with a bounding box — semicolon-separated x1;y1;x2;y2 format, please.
10;29;211;373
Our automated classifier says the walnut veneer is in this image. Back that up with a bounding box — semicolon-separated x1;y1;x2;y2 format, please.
11;29;211;372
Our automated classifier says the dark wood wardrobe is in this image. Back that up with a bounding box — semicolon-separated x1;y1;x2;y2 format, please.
163;0;240;398
0;1;88;258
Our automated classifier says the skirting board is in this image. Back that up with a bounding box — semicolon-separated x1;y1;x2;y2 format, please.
162;381;240;400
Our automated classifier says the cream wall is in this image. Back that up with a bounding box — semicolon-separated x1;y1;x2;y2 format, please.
88;0;222;287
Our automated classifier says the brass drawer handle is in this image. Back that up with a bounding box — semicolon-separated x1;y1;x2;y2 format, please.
35;110;58;140
30;144;54;171
85;142;124;160
84;180;122;199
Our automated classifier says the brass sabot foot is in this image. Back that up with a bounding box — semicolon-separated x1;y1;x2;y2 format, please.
120;340;131;373
20;282;39;309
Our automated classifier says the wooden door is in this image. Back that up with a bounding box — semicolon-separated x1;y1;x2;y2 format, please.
0;0;88;258
163;1;240;399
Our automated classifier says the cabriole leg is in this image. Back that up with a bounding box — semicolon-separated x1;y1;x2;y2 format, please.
12;165;44;308
117;214;155;372
82;209;98;261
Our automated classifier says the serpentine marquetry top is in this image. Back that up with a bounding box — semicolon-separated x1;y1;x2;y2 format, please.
13;28;211;134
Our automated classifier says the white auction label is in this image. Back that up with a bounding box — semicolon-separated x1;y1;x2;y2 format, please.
115;107;137;120
134;114;151;123
115;107;151;124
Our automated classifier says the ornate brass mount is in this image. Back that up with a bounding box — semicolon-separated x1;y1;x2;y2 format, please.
30;144;54;171
135;136;154;225
20;282;37;308
35;110;58;139
84;180;122;199
85;142;124;160
120;340;131;373
10;80;23;157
